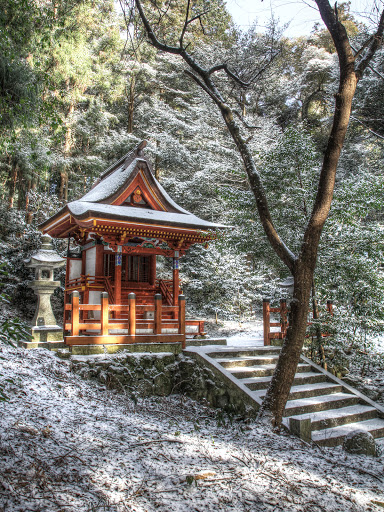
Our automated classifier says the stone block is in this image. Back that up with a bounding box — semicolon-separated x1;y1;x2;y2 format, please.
289;417;312;443
31;326;63;343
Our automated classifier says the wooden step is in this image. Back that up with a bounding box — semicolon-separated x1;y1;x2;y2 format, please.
216;355;280;368
207;347;281;359
312;418;384;447
229;363;312;379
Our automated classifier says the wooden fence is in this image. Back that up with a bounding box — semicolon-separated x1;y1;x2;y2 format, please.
64;291;187;348
263;298;333;346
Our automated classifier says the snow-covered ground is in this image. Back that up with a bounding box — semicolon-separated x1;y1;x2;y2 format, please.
1;345;384;511
206;319;265;347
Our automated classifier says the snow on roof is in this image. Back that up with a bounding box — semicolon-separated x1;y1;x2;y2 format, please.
79;143;191;216
67;201;226;230
80;159;138;203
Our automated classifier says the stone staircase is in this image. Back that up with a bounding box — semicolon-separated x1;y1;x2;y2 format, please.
185;345;384;447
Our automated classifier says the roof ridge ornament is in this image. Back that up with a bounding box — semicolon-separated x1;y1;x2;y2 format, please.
121;140;147;171
136;140;147;156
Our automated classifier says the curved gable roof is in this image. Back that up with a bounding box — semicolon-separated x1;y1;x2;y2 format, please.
80;141;190;215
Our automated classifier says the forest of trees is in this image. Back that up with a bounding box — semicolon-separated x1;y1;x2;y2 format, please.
1;1;383;392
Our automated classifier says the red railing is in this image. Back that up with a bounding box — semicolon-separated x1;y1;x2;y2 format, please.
156;279;174;305
64;292;187;348
263;299;333;346
66;274;112;293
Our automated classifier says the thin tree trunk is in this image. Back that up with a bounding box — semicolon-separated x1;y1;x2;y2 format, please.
154;139;160;180
60;100;75;201
311;280;327;370
127;75;136;133
8;163;18;208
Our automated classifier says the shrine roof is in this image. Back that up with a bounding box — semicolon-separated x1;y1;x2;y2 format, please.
66;201;225;230
40;141;226;237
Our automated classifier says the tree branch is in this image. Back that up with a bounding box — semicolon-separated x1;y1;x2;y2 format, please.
233;110;261;130
356;9;384;78
179;0;191;48
134;0;296;272
350;116;384;139
351;45;384;80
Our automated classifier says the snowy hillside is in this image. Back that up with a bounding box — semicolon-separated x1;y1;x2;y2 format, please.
0;345;383;511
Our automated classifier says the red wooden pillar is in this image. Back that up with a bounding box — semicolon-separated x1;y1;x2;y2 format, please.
81;248;86;275
178;294;186;349
115;245;122;307
154;293;162;335
263;299;270;346
150;255;156;286
128;292;136;336
173;253;179;307
100;292;109;336
327;300;333;316
63;256;70;332
71;291;80;337
95;242;104;277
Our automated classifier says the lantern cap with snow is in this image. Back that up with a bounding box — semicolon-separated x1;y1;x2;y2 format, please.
25;234;66;281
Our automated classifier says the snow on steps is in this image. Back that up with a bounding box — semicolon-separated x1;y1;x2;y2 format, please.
184;345;384;447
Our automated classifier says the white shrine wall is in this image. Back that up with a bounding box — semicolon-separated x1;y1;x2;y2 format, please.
85;247;96;276
68;259;82;281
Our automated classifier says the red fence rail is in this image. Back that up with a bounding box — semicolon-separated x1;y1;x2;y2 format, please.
64;291;190;348
263;298;333;346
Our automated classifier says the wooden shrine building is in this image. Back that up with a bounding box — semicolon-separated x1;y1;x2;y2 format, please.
40;141;224;347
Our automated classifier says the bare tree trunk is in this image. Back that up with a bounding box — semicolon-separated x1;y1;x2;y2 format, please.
154;139;161;180
25;181;36;224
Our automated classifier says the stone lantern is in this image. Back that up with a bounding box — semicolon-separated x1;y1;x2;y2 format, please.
280;276;294;299
25;234;66;342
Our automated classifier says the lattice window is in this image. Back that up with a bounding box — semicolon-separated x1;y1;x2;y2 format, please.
104;254;150;283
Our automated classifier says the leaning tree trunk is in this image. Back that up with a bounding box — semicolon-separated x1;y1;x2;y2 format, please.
259;63;360;426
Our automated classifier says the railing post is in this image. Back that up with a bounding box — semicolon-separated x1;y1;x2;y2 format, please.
280;299;287;339
178;294;186;349
128;293;136;336
71;291;80;337
154;293;162;335
327;300;333;316
100;292;109;336
263;298;270;346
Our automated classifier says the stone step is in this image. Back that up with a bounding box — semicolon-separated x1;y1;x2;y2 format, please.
186;345;384;447
207;347;281;359
254;382;343;401
217;355;280;368
283;392;359;417
243;372;326;391
312;418;384;447
289;404;378;431
229;363;312;379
